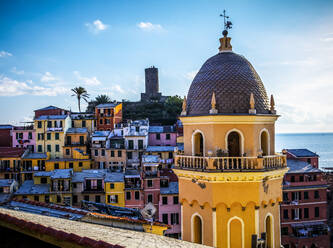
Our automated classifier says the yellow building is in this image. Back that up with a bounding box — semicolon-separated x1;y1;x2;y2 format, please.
70;112;96;134
45;158;91;172
173;28;288;247
63;128;89;158
0;147;26;181
105;172;125;207
35;115;71;159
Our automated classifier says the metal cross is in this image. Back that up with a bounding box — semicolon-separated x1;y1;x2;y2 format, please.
220;10;232;30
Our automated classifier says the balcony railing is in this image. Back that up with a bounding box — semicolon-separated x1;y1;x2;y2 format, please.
47;127;63;132
175;154;287;171
65;142;87;146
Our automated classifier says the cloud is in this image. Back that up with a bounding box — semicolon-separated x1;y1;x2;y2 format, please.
40;72;56;82
73;71;101;86
85;19;108;34
185;70;198;80
137;22;163;31
0;51;12;58
11;67;24;75
111;84;125;94
0;75;68;96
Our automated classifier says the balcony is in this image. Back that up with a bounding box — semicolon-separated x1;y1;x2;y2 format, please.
174;154;287;171
65;142;87;146
47;127;63;132
82;188;105;194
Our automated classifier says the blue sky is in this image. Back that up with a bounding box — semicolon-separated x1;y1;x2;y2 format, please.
0;0;333;133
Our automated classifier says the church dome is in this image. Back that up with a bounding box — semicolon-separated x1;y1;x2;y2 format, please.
186;51;271;116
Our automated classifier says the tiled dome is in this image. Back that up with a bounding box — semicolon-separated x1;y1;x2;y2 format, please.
186;51;270;115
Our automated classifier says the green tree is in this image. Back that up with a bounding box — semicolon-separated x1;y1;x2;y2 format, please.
95;94;111;104
71;87;89;112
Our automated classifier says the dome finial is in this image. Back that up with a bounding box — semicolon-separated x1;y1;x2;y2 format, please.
270;94;276;114
181;96;187;116
249;93;256;114
209;92;218;114
219;10;233;52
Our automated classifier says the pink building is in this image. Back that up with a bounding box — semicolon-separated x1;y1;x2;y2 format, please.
12;126;35;152
148;126;177;146
124;169;144;209
159;180;180;239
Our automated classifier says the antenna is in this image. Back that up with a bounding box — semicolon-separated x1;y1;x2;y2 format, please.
140;202;157;221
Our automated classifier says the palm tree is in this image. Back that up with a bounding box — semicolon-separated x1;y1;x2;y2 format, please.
71;87;89;112
95;94;111;104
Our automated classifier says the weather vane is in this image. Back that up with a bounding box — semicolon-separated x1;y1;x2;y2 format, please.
220;10;232;35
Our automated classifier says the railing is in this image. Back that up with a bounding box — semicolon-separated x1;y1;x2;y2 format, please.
65;142;87;146
175;154;287;171
47;127;63;132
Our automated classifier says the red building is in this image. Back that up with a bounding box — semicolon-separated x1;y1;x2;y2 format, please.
95;103;122;131
124;169;144;210
34;106;69;119
0;125;13;147
281;149;330;248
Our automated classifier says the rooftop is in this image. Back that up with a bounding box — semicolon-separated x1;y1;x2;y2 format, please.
149;126;175;133
66;127;88;134
34;105;63;111
160;182;179;195
72;170;107;183
286;149;319;158
0;147;26;158
105;172;124;183
35;115;68;120
0;179;15;187
70;113;95;120
0;125;13;129
287;159;322;174
15;180;50;195
92;131;111;137
146;146;176;152
34;169;73;179
22;152;48;160
96;103;120;108
142;155;160;163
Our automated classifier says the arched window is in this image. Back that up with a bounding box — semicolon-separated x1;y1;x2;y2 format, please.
228;216;244;248
227;132;241;157
192;131;204;156
192;214;203;244
265;214;274;248
260;130;269;156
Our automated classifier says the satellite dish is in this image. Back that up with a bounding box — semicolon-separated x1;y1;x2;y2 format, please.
140;202;156;221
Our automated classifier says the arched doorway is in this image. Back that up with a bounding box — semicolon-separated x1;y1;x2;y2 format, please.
260;131;269;156
193;132;204;156
229;218;243;248
228;132;241;157
265;215;273;248
192;215;203;244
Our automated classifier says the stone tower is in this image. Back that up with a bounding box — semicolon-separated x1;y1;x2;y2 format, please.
173;30;288;247
145;66;159;96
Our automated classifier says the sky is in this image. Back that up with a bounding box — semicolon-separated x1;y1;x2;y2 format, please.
0;0;333;133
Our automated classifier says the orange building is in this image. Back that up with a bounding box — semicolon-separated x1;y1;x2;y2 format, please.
173;27;288;247
95;103;122;131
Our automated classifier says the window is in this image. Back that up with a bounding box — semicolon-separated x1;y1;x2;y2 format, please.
73;183;77;189
283;192;289;201
108;195;118;203
95;195;101;203
34;196;39;202
55;144;59;152
69;162;73;168
28;132;32;139
72;120;75;127
101;149;105;156
304;208;309;218
110;150;115;157
55;133;59;140
95;150;98;156
80;136;84;144
162;214;168;224
168;152;173;159
82;120;86;127
47;133;51;140
118;150;122;157
315;207;320;217
47;121;52;128
156;133;160;140
173;196;179;204
66;149;70;155
128;140;134;149
127;152;132;160
38;121;42;128
314;190;319;199
100;119;103;124
79;162;83;167
166;133;171;140
162;196;168;205
291;176;295;182
138;140;143;149
45;195;50;203
40;177;47;184
54;163;59;169
57;195;61;203
299;176;304;182
126;191;131;200
110;183;114;189
136;126;139;132
84;195;89;201
147;194;153;203
38;145;42;152
135;191;140;200
292;209;299;220
283;209;289;219
304;191;309;200
47;145;51;152
281;227;288;236
73;195;78;204
307;158;311;164
147;180;153;187
171;213;179;225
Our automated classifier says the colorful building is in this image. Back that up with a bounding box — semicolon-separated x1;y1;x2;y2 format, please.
95;103;122;131
124;169;144;210
45;157;91;172
105;172;125;207
63;127;89;158
148;126;177;146
12;125;35;151
146;146;175;168
173;28;288;247
34;115;71;158
280;149;330;248
0;179;18;203
0;147;26;181
34;105;68;119
70;112;96;134
21;151;48;182
0;125;13;147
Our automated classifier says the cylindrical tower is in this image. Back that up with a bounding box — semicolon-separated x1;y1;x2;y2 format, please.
145;66;159;96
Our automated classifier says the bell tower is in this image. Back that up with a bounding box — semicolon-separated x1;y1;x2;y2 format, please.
173;12;288;248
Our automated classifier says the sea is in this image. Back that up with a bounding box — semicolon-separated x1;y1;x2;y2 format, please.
276;133;333;169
